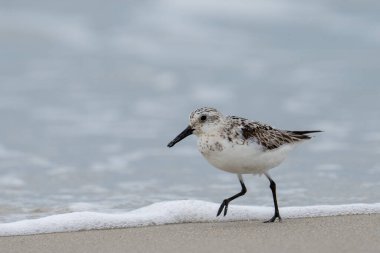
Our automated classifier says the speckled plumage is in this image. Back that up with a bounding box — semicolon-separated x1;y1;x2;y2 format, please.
189;107;318;158
186;107;320;174
225;115;315;150
168;107;321;220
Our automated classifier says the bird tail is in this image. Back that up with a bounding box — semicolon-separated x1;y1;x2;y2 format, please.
290;130;323;135
287;130;323;140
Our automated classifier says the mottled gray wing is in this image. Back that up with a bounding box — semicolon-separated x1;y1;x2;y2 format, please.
226;116;319;150
240;121;316;150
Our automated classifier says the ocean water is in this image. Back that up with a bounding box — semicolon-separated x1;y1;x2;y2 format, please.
0;0;380;224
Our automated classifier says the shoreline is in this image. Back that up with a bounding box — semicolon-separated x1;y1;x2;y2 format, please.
1;200;379;236
1;214;379;253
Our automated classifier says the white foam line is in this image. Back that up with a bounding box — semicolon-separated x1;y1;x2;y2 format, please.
1;200;379;236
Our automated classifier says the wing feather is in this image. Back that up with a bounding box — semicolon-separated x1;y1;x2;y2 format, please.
226;116;320;150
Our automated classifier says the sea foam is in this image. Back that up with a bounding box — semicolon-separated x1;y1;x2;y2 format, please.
0;200;379;236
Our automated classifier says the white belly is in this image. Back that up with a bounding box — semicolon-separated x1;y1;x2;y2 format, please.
198;137;295;174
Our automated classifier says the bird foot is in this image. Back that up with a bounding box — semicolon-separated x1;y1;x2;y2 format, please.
264;214;282;223
216;199;230;217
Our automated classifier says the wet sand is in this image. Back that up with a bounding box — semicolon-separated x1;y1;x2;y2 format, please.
1;214;379;253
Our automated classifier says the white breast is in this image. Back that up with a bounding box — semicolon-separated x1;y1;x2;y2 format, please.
197;136;296;174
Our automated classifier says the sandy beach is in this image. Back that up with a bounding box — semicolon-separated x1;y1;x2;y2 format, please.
1;214;379;253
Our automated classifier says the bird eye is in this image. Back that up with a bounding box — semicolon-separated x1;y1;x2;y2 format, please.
200;115;207;121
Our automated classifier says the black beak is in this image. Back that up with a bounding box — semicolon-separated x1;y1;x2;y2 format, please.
167;126;194;148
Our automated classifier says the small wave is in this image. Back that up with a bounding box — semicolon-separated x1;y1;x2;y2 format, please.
0;200;379;236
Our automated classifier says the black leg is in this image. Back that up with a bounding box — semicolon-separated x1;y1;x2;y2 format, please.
217;174;247;217
264;173;282;223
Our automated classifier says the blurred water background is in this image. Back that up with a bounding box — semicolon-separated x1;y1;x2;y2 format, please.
0;0;379;222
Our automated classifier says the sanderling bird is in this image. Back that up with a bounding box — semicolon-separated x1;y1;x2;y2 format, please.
167;107;321;222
